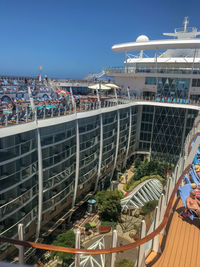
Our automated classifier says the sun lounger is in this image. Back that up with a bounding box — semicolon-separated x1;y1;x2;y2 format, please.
189;168;199;185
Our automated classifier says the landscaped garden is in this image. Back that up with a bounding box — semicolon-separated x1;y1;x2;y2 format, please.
43;157;174;266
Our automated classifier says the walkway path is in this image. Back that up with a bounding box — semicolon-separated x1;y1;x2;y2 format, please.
118;167;134;194
146;198;200;267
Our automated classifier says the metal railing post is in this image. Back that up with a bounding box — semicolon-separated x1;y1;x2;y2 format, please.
75;229;80;267
166;177;173;204
25;108;28;122
18;224;24;264
152;206;161;253
16;109;19;124
111;230;118;267
137;220;146;267
5;115;8;126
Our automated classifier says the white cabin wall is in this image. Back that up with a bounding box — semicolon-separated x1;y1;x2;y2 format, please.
114;76;146;95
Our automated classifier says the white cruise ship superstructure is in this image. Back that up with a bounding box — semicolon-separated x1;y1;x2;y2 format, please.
1;18;200;261
104;17;200;101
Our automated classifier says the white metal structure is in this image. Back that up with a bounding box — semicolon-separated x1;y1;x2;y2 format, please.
121;178;163;210
70;236;105;267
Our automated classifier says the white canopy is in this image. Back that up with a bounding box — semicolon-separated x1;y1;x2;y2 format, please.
112;39;200;52
88;84;111;90
105;83;121;89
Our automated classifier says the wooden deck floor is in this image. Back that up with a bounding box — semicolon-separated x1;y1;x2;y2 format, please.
146;198;200;267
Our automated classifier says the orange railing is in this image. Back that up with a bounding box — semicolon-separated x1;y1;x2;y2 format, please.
0;164;191;255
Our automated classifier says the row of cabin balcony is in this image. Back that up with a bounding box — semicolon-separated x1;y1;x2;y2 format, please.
103;66;200;76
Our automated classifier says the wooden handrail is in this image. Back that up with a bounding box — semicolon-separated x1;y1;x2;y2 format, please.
187;132;200;155
0;164;191;255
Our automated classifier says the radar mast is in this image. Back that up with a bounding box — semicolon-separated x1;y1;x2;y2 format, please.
163;17;200;39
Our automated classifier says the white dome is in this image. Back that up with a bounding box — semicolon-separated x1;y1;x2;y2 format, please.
136;35;149;42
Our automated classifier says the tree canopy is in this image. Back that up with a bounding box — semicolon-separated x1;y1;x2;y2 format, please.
96;190;123;222
51;230;75;264
132;159;171;181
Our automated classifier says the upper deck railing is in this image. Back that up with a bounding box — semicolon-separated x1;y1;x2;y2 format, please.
104;66;200;75
0;96;200;128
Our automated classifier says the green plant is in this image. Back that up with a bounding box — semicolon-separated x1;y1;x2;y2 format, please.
51;230;75;265
127;175;165;192
142;200;158;215
96;190;123;222
134;157;141;168
116;259;135;267
84;222;91;231
128;160;170;185
117;176;123;183
101;221;117;227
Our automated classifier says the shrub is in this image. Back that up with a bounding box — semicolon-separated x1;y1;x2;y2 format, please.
84;222;91;231
127;175;164;192
142;200;158;215
96;190;123;222
116;259;134;267
101;221;117;227
51;231;75;264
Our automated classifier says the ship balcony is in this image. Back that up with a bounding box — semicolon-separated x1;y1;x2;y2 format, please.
103;66;200;77
0;209;37;243
0;185;37;221
190;86;200;95
43;166;74;192
42;183;73;213
0;163;37;194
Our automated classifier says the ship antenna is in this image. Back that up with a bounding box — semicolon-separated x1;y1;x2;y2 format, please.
183;16;189;32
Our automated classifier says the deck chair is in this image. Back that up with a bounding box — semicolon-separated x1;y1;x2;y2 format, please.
178;184;199;221
192;164;200;181
183;173;191;184
189;168;199;185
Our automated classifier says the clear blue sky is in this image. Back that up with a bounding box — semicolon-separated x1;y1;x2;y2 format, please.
0;0;199;78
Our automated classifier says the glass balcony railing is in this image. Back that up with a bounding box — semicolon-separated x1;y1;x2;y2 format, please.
42;183;73;213
103;66;200;75
0;163;37;193
0;185;37;220
0;209;37;240
43;166;73;191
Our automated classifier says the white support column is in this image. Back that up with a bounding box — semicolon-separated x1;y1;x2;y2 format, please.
72;120;80;207
123;107;132;169
27;86;35;110
114;88;118;105
159;193;166;223
70;87;76;114
152;206;161;253
166;177;173;205
95;113;103;192
159;194;166;235
137;220;146;267
75;229;80;267
127;87;131;101
110;230;118;267
192;48;197;73
96;88;101;109
18;224;24;265
155;50;158;72
36;128;43;239
111;110;120;179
